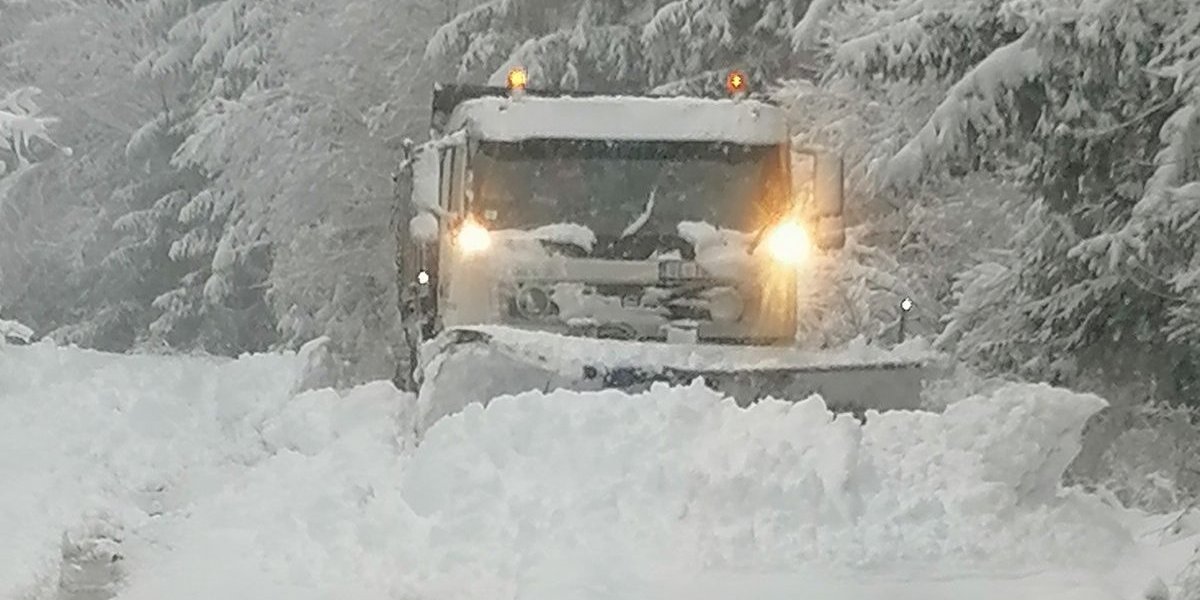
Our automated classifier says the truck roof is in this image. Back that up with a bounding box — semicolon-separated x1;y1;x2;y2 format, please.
439;90;789;145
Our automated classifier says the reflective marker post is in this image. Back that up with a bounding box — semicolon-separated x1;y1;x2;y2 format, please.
899;296;914;343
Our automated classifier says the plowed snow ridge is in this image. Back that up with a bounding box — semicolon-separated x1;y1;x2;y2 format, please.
0;341;1193;600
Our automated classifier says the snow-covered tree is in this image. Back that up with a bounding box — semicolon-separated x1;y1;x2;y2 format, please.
834;0;1200;401
0;2;156;346
232;0;436;380
0;88;71;171
113;0;439;378
425;0;647;90
111;0;286;354
428;0;831;93
642;0;820;92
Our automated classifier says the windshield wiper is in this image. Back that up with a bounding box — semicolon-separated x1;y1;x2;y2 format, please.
618;187;657;240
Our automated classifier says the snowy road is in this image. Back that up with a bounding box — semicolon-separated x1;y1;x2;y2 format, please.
614;572;1136;600
1;340;1196;600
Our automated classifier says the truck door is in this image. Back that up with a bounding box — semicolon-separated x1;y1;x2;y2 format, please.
439;135;490;327
399;132;466;342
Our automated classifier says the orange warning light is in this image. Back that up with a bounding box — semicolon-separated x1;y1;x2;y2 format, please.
507;67;528;92
726;70;748;95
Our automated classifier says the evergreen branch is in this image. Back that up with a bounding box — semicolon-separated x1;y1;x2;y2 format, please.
883;29;1043;191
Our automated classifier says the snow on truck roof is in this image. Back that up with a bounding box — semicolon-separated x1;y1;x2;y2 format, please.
446;95;789;144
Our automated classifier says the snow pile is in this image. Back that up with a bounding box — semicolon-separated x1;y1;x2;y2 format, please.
117;378;1139;600
0;341;412;599
113;381;413;600
404;382;1127;587
3;340;1191;600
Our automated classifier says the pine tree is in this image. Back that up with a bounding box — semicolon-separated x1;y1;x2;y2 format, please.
426;0;646;91
428;0;830;93
119;0;281;354
126;0;436;378
0;1;163;345
840;0;1200;401
243;0;436;380
642;0;815;92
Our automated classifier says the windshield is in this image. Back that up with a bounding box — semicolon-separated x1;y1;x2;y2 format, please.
470;139;788;239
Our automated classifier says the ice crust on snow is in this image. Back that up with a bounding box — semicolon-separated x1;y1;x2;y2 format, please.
447;95;790;144
2;341;1190;600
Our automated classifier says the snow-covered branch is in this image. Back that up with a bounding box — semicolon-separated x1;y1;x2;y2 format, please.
1132;99;1200;227
648;69;726;95
1070;95;1200;272
424;0;507;63
642;0;737;51
791;0;840;50
882;30;1042;190
488;30;572;86
1;87;42;115
641;0;699;46
0;90;72;167
1;315;34;344
832;2;929;74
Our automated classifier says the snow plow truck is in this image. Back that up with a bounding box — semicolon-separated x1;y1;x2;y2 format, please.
395;69;933;432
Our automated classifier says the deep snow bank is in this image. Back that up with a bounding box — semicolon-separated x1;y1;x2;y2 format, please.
404;382;1126;584
2;340;1185;600
131;384;1135;599
0;341;411;599
1;342;285;595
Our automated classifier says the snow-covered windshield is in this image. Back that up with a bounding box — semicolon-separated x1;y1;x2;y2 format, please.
470;139;788;239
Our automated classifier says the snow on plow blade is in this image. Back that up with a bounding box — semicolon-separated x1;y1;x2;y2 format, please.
415;327;937;433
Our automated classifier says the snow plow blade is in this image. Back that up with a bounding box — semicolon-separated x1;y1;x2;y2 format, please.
415;327;939;433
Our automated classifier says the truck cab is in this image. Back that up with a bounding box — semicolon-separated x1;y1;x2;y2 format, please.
398;70;845;363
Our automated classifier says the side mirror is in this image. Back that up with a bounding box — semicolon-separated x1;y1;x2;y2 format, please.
812;151;845;250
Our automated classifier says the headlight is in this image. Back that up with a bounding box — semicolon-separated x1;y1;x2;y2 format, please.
763;221;811;265
456;218;491;255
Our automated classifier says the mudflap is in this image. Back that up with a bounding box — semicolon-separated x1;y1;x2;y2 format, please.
415;328;935;435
